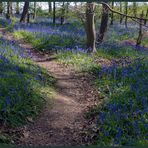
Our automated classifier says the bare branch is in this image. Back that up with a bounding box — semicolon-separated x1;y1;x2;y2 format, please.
100;2;148;28
100;2;148;21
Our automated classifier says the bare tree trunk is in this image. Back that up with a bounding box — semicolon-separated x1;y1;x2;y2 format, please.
27;13;30;23
16;2;19;15
66;2;69;14
136;11;144;46
33;2;36;19
53;2;56;25
74;2;77;8
110;2;114;25
97;3;109;43
20;1;29;23
124;2;128;28
10;2;13;16
48;2;52;13
120;2;123;24
0;2;3;14
144;8;148;25
85;2;96;52
6;2;13;19
133;2;137;17
61;2;65;25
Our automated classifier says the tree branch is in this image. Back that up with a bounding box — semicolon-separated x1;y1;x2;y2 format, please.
100;2;148;21
100;2;148;28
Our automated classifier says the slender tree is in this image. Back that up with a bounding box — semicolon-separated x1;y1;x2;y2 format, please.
97;3;109;43
33;2;37;19
61;2;65;25
120;2;123;24
48;2;52;13
0;2;3;14
110;2;114;25
53;2;56;25
85;2;96;52
136;11;144;46
74;2;77;8
66;2;69;14
133;2;137;17
144;8;148;25
20;1;29;23
6;2;13;19
124;2;128;28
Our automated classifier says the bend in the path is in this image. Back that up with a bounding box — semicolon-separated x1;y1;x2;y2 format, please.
20;60;98;146
0;29;98;146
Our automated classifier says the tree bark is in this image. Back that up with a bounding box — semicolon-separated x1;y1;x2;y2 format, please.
124;2;128;28
136;11;144;46
61;2;65;25
144;8;148;25
66;2;69;14
6;2;13;19
120;2;123;24
48;2;52;13
85;2;96;52
110;2;114;25
33;2;36;19
133;2;137;17
20;1;29;23
97;3;109;43
0;2;3;14
53;2;56;25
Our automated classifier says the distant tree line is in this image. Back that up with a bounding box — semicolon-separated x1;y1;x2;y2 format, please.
0;1;147;52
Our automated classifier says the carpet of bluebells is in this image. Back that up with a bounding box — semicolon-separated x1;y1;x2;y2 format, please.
0;37;54;127
0;16;148;145
95;57;148;145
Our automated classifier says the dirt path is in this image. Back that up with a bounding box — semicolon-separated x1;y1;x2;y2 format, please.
20;61;98;146
0;29;98;146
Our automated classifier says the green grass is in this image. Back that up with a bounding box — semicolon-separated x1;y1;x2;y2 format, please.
12;30;80;51
56;51;99;72
0;40;55;128
13;30;42;47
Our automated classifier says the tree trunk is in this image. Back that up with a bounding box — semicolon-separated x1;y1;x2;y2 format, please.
66;2;69;14
61;2;65;25
124;2;128;28
6;2;12;19
110;2;114;25
144;8;148;25
97;3;109;43
16;2;19;15
74;2;77;9
133;2;137;17
0;2;3;14
48;2;52;13
136;11;144;46
53;2;56;25
33;2;36;19
20;1;29;23
120;2;123;24
85;2;96;52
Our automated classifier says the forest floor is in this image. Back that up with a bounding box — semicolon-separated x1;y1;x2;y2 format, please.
0;29;99;146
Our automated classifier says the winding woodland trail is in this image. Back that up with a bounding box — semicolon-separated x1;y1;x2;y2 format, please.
20;59;97;146
0;29;98;146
